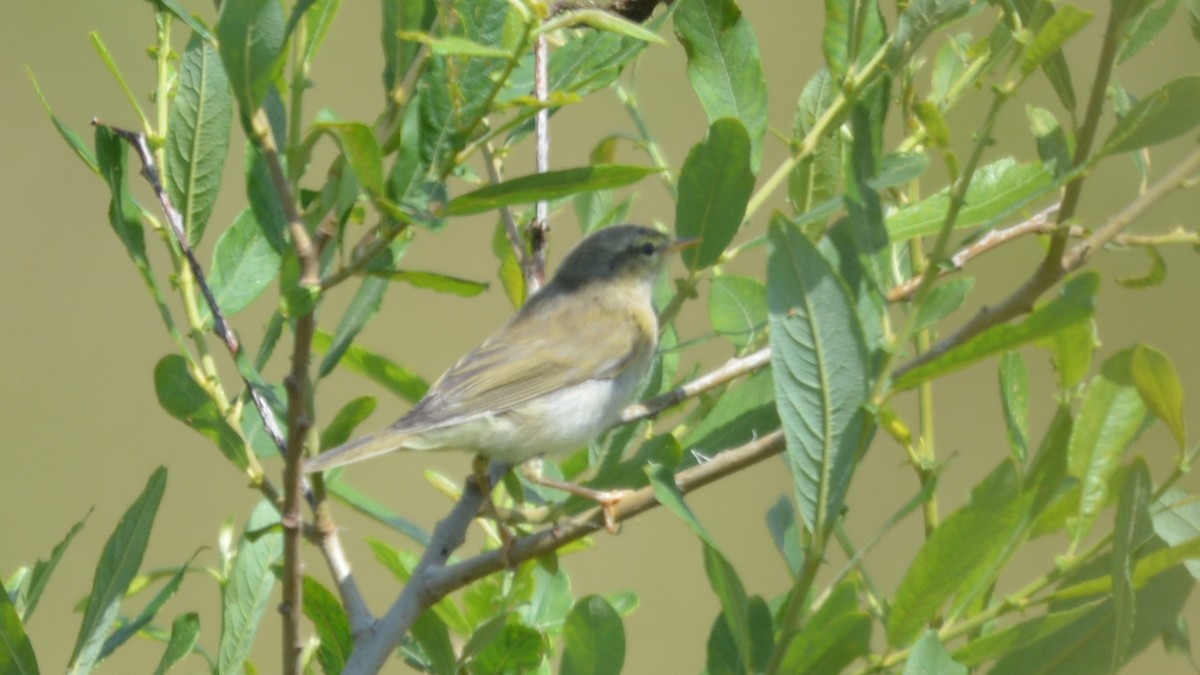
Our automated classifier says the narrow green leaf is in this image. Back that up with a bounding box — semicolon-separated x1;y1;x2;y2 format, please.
779;580;871;673
1111;458;1152;668
1067;349;1147;547
561;596;625;675
216;0;285;113
28;69;99;175
445;165;660;216
930;33;969;105
313;119;385;196
396;31;511;57
1021;5;1094;77
94;126;149;266
709;275;768;348
218;501;283;674
319;276;389;377
646;464;717;547
152;612;199;675
702;546;757;674
302;576;351;674
887;462;1029;647
202;208;282;322
674;0;768;168
890;0;973;67
789;68;841;221
676;118;755;270
821;0;851;78
953;600;1105;666
100;557;192;658
999;351;1030;464
1044;319;1095;391
706;596;773;675
1119;0;1182;63
69;468;167;674
766;497;803;578
167;33;232;245
894;273;1099;391
382;0;434;92
16;510;90;622
681;368;778;467
1153;488;1200;578
0;579;39;675
153;0;215;42
473;622;543;672
1027;106;1074;176
1101;75;1200;155
541;9;667;44
370;270;489;297
312;330;428;402
886;159;1055;240
410;611;455;675
1131;344;1186;451
904;631;967;675
913;278;974;333
299;0;343;65
768;222;870;535
154;355;250;470
319;396;377;450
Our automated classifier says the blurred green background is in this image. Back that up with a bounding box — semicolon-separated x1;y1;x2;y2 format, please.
2;1;1198;672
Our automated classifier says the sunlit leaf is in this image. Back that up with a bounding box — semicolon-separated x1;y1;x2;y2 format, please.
676;118;755;271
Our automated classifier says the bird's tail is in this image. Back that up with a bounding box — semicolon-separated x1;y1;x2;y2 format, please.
302;429;408;473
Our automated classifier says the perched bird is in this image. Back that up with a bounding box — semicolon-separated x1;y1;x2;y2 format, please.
303;226;694;509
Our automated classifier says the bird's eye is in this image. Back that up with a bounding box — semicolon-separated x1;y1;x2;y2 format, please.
640;242;657;256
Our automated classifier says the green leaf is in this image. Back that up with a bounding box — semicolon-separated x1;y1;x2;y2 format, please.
29;69;99;175
1153;488;1200;579
216;0;285;113
328;479;430;545
953;600;1105;666
312;330;429;402
930;33;969;105
903;631;967;675
1067;349;1147;547
202;208;282;322
411;611;455;675
369;270;489;297
765;497;803;578
152;0;215;42
1021;5;1094;77
999;351;1030;464
320;396;377;450
778;580;871;673
445;165;660;216
561;596;626;675
69;468;167;675
382;0;434;92
218;501;283;674
1131;344;1186;451
365;540;468;633
822;0;852;78
768;222;869;535
541;9;667;44
1027;106;1074;177
319;276;389;377
890;0;973;67
888;461;1031;647
674;0;768;168
14;510;90;622
302;576;351;674
167;33;232;245
681;368;778;467
1101;75;1200;155
913;277;974;333
1044;319;1095;391
705;596;773;675
154;355;250;470
100;557;192;659
396;31;511;57
313;119;385;196
894;273;1099;390
152;613;199;675
1119;0;1182;62
472;621;543;673
886;159;1055;240
675;118;755;270
94;126;149;267
1111;458;1152;668
518;565;573;632
0;579;39;675
709;275;768;348
789;68;841;220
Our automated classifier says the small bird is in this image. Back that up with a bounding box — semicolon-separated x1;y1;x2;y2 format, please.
303;226;694;509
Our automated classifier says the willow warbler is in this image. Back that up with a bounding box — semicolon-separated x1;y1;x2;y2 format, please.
303;225;693;475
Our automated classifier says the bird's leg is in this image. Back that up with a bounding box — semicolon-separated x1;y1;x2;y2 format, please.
472;455;517;566
519;458;629;534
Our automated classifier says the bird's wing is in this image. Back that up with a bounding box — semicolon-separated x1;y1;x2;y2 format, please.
400;296;654;430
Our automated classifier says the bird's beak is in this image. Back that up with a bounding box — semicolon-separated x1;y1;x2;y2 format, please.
668;236;701;252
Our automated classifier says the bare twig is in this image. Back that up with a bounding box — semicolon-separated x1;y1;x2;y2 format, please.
343;431;785;672
529;31;551;291
620;347;771;423
481;142;529;271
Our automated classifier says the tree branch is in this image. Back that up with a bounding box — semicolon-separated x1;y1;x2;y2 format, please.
343;431;785;673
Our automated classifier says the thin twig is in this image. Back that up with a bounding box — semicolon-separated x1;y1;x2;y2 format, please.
91;120;284;500
343;431;785;672
481;142;529;270
620;347;771;423
529;31;551;291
